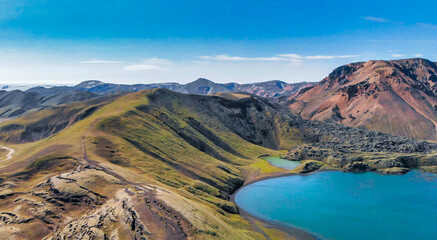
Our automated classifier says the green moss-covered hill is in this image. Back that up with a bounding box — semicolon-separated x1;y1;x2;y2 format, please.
0;89;308;239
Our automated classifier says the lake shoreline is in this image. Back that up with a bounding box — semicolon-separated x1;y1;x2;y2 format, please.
233;157;437;240
231;157;337;240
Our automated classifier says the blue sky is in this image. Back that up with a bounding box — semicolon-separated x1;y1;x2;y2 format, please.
1;0;437;84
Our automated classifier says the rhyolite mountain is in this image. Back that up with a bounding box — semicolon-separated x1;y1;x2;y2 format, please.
27;78;316;98
286;58;437;140
0;88;436;239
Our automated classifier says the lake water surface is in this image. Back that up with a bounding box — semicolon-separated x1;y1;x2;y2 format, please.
236;170;437;240
262;156;300;170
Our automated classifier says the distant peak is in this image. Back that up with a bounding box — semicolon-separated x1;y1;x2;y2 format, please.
76;80;104;88
80;80;103;84
261;80;286;84
190;78;214;84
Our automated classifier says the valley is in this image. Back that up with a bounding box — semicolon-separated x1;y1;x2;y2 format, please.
0;86;435;239
1;1;435;239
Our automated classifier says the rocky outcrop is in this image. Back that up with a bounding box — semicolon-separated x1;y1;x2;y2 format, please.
219;203;239;214
0;162;199;240
378;167;410;175
296;161;324;173
283;131;437;174
48;190;151;240
344;162;374;173
48;173;109;205
0;212;33;225
289;118;436;154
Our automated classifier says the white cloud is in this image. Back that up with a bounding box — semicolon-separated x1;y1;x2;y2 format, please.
339;55;361;58
80;60;122;64
190;60;209;64
364;16;388;23
278;54;303;59
143;58;172;64
122;64;163;71
200;54;359;66
200;55;284;61
201;55;247;61
122;58;171;71
414;54;423;57
303;55;359;60
305;55;336;60
305;55;359;60
392;54;404;58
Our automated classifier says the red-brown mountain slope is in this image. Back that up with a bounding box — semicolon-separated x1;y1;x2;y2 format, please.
288;58;437;140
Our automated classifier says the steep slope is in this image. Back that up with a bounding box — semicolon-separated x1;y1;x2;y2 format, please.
0;95;117;143
287;58;437;140
0;89;98;117
0;89;435;239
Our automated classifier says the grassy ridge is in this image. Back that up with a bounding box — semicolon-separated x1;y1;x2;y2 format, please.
0;89;304;239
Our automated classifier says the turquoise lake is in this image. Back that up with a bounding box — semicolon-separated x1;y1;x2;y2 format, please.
262;156;300;170
235;170;437;240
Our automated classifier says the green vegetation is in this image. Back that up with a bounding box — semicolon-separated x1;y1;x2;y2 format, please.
250;158;285;173
0;89;304;239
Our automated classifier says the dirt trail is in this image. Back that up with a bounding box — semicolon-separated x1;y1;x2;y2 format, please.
81;137;148;191
80;136;194;239
0;145;14;163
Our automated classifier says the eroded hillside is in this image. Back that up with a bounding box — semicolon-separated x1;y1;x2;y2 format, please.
287;58;437;140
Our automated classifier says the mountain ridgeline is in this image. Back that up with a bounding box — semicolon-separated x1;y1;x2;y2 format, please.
0;89;436;239
0;78;313;118
0;89;97;118
28;78;316;98
287;58;437;140
8;57;437;141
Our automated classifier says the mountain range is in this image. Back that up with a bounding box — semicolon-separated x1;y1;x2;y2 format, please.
27;78;316;98
0;89;97;118
5;58;437;142
0;79;313;118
